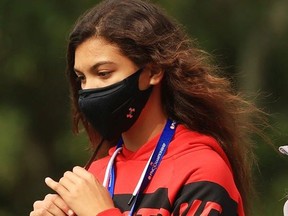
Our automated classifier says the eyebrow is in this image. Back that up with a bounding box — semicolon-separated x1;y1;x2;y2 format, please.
74;61;116;74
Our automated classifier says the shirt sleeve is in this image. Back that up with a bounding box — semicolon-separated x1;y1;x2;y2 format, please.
96;208;123;216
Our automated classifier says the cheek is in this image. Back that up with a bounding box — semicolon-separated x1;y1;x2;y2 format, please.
139;71;152;90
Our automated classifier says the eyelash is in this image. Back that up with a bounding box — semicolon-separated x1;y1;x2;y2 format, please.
74;71;112;83
97;71;111;78
75;74;85;83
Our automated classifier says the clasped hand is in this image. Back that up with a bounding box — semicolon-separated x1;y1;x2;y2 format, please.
30;166;114;216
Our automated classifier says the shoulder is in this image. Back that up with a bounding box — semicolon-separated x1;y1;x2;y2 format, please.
169;125;240;199
173;141;235;189
168;126;244;215
170;125;231;169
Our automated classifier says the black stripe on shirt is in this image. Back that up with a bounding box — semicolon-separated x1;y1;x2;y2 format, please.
113;181;238;216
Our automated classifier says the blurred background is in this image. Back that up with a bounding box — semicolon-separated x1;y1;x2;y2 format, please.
0;0;287;215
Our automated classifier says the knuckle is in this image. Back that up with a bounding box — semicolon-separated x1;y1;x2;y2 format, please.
87;172;94;180
44;200;53;209
39;208;47;215
59;177;65;184
82;171;94;182
33;200;41;208
78;177;87;186
64;171;71;177
31;208;46;216
58;201;69;211
41;194;56;209
44;193;53;200
29;211;37;216
72;166;80;172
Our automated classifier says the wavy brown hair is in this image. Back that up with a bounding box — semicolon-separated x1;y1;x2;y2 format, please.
66;0;268;214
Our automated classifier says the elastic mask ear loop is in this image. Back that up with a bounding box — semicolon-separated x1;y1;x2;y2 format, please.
84;138;105;170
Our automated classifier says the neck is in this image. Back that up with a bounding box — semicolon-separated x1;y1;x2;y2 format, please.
122;85;166;151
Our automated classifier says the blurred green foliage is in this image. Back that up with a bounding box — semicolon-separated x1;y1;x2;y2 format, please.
0;0;287;215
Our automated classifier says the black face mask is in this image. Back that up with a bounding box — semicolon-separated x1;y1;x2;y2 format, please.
78;68;153;140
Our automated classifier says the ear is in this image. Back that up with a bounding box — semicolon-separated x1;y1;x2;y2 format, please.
148;65;164;85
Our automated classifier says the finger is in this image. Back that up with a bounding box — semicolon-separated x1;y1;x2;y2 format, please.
59;175;76;191
49;194;75;216
45;177;68;198
30;209;53;216
45;178;75;215
72;166;96;181
33;200;43;209
72;166;88;176
44;203;67;216
34;194;67;216
67;209;75;216
63;171;78;183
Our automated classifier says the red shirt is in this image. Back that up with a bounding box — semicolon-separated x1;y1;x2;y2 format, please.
89;125;245;216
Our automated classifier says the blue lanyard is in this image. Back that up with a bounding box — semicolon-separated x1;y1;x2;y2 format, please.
103;119;177;216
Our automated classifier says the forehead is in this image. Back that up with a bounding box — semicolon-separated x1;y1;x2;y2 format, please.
74;37;124;69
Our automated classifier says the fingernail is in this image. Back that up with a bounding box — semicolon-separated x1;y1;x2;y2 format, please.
68;209;74;216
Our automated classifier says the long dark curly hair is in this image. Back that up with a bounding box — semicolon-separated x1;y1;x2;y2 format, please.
66;0;268;214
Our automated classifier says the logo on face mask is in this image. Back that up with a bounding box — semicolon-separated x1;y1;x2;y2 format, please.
126;107;136;118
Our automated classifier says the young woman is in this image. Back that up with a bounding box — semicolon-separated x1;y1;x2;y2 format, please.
30;0;266;215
